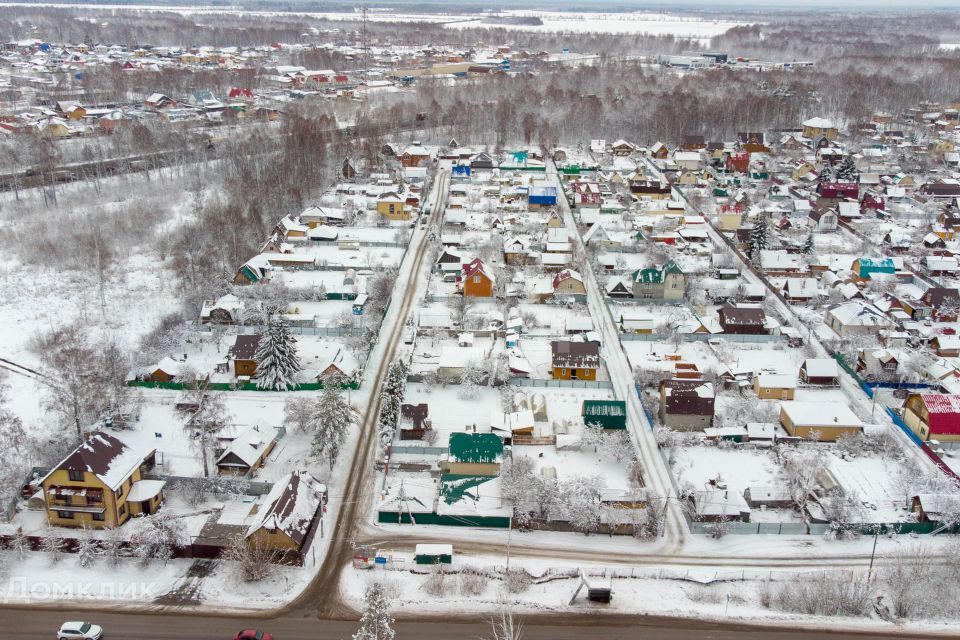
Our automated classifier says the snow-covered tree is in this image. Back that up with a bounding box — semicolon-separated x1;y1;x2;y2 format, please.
311;377;353;469
802;232;815;255
177;382;230;478
132;511;188;565
41;528;66;563
746;215;769;262
377;358;409;450
224;534;278;582
353;581;395;640
253;314;303;391
283;396;316;433
76;528;99;568
834;155;858;182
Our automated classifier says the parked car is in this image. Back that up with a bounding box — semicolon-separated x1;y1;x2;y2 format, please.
57;622;103;640
234;631;273;640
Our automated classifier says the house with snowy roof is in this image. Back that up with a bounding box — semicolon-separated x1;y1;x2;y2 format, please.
801;117;838;140
904;394;960;442
462;258;495;297
658;379;715;430
216;425;279;476
825;301;893;337
550;340;600;381
41;432;163;529
779;401;862;441
245;471;326;563
630;261;685;300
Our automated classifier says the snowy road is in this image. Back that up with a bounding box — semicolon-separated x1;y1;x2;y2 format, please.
549;160;689;547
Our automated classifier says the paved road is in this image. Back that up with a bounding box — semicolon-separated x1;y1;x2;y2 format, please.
6;607;954;640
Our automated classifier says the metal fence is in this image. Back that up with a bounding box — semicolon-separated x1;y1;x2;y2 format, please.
689;521;832;535
508;377;614;390
149;474;274;496
389;446;448;456
619;332;784;344
197;324;355;337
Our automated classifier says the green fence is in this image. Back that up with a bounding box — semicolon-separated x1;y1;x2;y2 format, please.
377;511;510;528
128;380;359;392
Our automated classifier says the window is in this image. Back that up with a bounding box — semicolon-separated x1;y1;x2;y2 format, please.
93;512;105;522
561;369;567;376
67;469;83;482
57;511;74;519
119;504;126;516
473;275;480;283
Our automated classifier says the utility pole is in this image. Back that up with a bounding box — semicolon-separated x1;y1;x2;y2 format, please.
360;5;369;80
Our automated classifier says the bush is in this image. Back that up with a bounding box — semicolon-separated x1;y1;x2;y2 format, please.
458;566;488;596
773;571;871;617
503;568;532;594
422;566;446;596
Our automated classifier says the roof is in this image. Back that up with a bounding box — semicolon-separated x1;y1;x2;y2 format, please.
217;425;276;468
660;379;715;415
246;471;326;547
827;301;891;327
802;358;839;378
803;117;834;129
719;304;765;326
780;401;863;427
550;340;600;369
756;374;796;389
582;400;627;418
915;394;960;414
231;334;262;360
43;432;150;491
125;479;166;502
448;432;503;464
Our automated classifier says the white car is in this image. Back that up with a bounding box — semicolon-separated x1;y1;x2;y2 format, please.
58;622;103;640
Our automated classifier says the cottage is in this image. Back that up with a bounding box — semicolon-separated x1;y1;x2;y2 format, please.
376;193;409;220
216;426;278;476
462;259;495;297
802;117;839;140
658;379;715;431
808;208;838;231
550;340;600;381
904;394;960;441
852;257;896;281
799;358;839;385
552;269;586;297
753;374;797;400
718;304;766;335
230;334;262;377
400;404;430;440
42;433;162;529
245;471;326;563
932;335;960;357
825;301;892;337
442;433;503;476
693;490;751;522
630;261;685;300
857;348;901;378
782;278;818;304
779;401;863;441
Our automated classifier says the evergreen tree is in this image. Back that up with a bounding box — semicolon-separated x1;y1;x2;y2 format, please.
311;377;352;469
747;216;769;262
377;358;409;449
253;314;303;390
817;167;833;184
834;155;858;182
802;232;815;255
353;582;395;640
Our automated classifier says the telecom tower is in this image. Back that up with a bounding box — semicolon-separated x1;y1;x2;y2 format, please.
360;5;369;80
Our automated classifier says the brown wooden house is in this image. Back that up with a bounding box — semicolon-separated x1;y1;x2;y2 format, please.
230;334;262;377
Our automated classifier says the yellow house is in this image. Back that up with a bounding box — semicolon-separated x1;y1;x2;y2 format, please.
718;210;743;231
245;471;326;563
791;161;817;182
753;374;796;400
929;139;956;159
779;401;862;441
802;117;839;140
376;193;410;220
41;433;163;529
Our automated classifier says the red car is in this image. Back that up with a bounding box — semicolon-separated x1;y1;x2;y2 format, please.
235;631;273;640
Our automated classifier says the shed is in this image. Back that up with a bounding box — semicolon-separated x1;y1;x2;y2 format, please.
582;400;627;430
415;543;453;565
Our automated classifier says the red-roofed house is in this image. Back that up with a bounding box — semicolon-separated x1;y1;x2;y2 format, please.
462;258;494;297
904;393;960;441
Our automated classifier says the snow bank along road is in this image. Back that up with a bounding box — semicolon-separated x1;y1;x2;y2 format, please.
4;606;955;640
285;168;451;619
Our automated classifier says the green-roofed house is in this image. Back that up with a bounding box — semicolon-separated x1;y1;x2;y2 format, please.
630;261;685;301
852;257;896;281
442;433;503;476
582;400;627;430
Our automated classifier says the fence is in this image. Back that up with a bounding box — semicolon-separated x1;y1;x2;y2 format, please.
619;332;784;344
508;377;614;390
151;474;274;496
129;379;359;392
389;445;448;456
196;324;356;338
